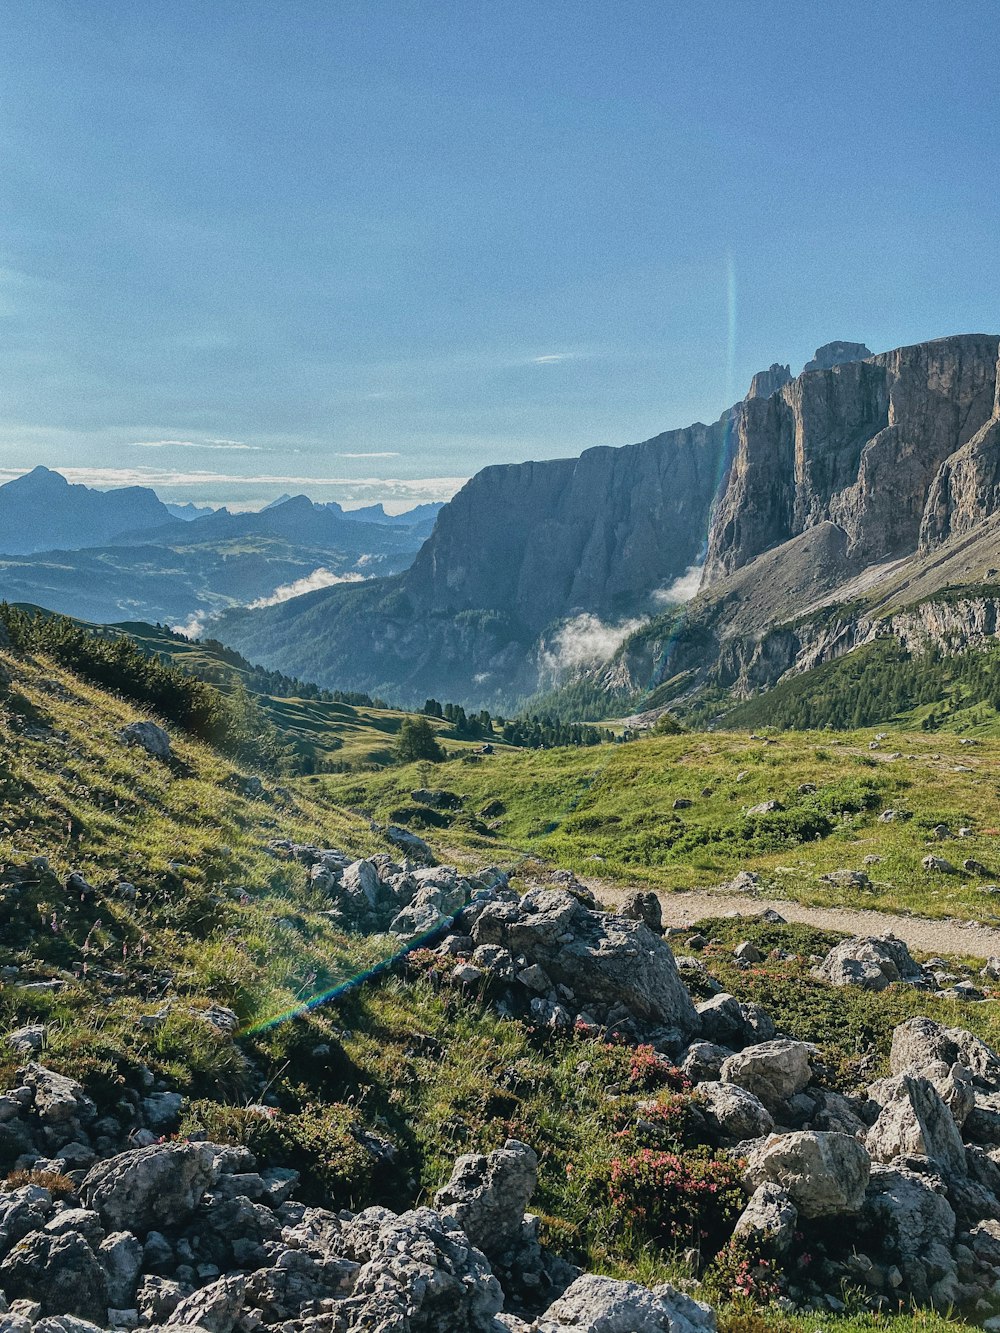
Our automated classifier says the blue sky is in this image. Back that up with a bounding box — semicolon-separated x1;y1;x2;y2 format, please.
1;1;997;510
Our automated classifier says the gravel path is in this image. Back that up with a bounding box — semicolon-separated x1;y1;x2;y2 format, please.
601;886;1000;960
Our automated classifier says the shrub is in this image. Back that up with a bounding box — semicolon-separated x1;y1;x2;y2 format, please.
4;1168;75;1197
607;1147;745;1254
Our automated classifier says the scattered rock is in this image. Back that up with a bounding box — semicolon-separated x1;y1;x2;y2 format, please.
118;722;172;760
744;1132;871;1218
721;1039;815;1114
814;935;924;991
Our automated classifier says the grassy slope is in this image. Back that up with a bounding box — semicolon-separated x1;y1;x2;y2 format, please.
321;728;1000;922
63;617;512;772
0;645;992;1329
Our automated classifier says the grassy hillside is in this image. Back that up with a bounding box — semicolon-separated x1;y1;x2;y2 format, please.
1;639;998;1331
12;610;513;773
322;727;1000;922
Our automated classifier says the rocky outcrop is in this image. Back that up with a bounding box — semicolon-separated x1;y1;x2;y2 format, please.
705;335;1000;581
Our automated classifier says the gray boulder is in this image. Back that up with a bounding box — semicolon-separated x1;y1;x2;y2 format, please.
695;1082;774;1143
0;1231;108;1322
0;1186;54;1255
720;1039;814;1114
865;1076;967;1177
118;721;172;760
732;1183;797;1255
744;1132;871;1217
434;1139;537;1268
536;1274;715;1333
472;890;698;1039
22;1064;96;1127
814;934;924;990
618;892;662;934
680;1041;731;1085
167;1275;245;1333
81;1142;219;1232
99;1231;144;1308
863;1164;958;1308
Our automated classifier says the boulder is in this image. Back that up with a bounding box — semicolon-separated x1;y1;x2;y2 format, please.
618;892;662;935
22;1064;96;1127
166;1275;245;1333
434;1139;537;1268
118;721;171;760
81;1142;219;1232
336;1206;503;1332
536;1274;715;1333
865;1076;967;1177
814;935;924;990
720;1039;814;1114
385;825;435;863
99;1231;144;1308
732;1183;797;1255
0;1231;108;1322
863;1164;958;1308
0;1186;54;1256
472;890;698;1040
680;1041;731;1085
695;1082;774;1143
744;1132;871;1217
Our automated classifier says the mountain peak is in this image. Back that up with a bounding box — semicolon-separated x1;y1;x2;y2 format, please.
803;341;873;373
6;465;70;491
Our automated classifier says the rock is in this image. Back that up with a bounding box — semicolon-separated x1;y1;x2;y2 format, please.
814;935;924;990
472;890;698;1040
680;1041;731;1085
0;1185;54;1253
723;871;760;893
695;1082;774;1143
434;1139;541;1293
6;1027;45;1057
733;940;762;964
43;1209;104;1246
744;1132;871;1217
536;1273;715;1333
618;892;662;935
411;788;463;810
81;1142;219;1233
118;722;171;760
385;825;435;863
22;1064;96;1127
99;1231;144;1308
732;1183;797;1255
746;801;782;816
720;1040;815;1114
142;1093;184;1131
863;1164;958;1308
865;1076;967;1177
822;869;871;889
136;1278;186;1324
0;1231;108;1322
166;1275;245;1333
890;1017;1000;1088
922;855;958;875
335;1206;503;1332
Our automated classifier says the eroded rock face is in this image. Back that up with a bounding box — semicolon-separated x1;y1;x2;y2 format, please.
743;1132;871;1218
705;335;1000;581
435;1140;537;1269
471;889;698;1041
865;1076;967;1177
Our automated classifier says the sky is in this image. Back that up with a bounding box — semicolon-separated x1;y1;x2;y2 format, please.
1;1;998;511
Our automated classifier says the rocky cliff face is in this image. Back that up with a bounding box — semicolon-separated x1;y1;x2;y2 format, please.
704;335;1000;582
405;419;731;632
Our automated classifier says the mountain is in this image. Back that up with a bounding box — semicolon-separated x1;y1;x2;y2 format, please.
0;466;172;554
338;500;443;532
216;414;734;704
165;501;216;520
0;496;434;629
574;333;1000;722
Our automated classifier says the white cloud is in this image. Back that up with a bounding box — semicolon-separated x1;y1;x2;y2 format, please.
541;613;648;674
130;439;260;451
336;451;401;459
247;568;368;609
172;610;212;639
531;353;575;364
0;466;468;506
652;563;704;606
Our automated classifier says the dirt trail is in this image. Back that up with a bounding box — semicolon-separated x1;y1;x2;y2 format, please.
600;885;1000;961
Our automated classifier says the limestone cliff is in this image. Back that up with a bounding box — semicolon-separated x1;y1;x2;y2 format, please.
704;335;1000;582
405;419;730;633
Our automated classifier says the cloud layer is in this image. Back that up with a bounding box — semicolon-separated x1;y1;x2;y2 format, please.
541;613;648;674
247;568;368;608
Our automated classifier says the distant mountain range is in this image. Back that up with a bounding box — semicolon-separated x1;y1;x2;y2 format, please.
0;468;442;628
216;334;1000;716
